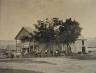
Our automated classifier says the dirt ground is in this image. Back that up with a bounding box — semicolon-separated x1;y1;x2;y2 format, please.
0;69;42;73
0;57;96;73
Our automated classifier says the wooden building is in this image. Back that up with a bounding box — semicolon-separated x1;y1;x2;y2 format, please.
15;27;39;56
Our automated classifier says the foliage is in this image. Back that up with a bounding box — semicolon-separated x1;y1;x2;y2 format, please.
34;18;62;43
34;18;82;54
59;18;82;54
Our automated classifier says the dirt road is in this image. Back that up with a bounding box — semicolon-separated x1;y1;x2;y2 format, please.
0;58;96;73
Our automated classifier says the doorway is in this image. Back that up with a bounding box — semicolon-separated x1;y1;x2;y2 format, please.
82;47;85;52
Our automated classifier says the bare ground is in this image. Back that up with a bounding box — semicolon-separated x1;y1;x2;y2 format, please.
0;69;43;73
0;57;96;73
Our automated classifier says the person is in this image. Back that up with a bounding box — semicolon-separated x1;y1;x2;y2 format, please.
56;49;60;57
56;50;58;57
58;50;60;57
44;50;48;57
11;53;14;60
45;50;48;54
34;50;37;58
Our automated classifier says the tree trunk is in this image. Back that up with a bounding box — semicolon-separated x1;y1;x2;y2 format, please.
66;43;72;56
66;43;71;55
52;42;54;55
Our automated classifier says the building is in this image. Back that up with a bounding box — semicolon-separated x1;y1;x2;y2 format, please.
69;36;88;53
15;27;87;56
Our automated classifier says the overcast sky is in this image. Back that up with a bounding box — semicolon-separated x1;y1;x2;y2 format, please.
0;0;96;40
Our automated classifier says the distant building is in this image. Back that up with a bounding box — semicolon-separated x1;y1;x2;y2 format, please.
15;27;88;56
70;36;88;53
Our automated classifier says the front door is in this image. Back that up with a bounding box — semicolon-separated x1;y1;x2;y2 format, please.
82;47;85;52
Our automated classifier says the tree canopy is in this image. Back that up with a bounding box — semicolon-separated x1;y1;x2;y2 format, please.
34;18;62;43
34;18;82;54
59;18;82;44
58;18;82;54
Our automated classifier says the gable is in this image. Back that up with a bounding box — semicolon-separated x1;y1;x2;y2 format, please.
77;36;87;40
15;27;32;40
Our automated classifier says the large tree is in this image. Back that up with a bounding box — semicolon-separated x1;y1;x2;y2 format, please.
59;18;82;55
34;18;62;51
34;18;82;55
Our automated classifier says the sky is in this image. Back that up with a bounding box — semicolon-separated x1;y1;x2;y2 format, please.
0;0;96;40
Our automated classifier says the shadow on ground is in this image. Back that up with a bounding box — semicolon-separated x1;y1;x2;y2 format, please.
0;69;43;73
70;54;96;60
0;58;56;65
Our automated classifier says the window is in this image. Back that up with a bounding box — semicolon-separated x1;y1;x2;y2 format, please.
82;40;84;45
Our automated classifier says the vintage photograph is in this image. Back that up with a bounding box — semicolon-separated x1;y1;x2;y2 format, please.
0;0;96;73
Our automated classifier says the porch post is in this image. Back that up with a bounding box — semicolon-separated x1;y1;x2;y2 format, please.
74;43;76;53
16;40;17;58
62;44;63;51
33;35;34;51
29;38;31;54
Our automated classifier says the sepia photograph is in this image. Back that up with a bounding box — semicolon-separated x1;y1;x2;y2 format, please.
0;0;96;73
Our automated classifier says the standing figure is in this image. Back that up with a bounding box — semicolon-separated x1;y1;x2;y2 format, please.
56;50;58;57
11;53;14;60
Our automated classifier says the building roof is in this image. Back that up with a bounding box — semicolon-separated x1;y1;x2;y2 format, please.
24;27;36;34
15;27;37;40
77;36;87;40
